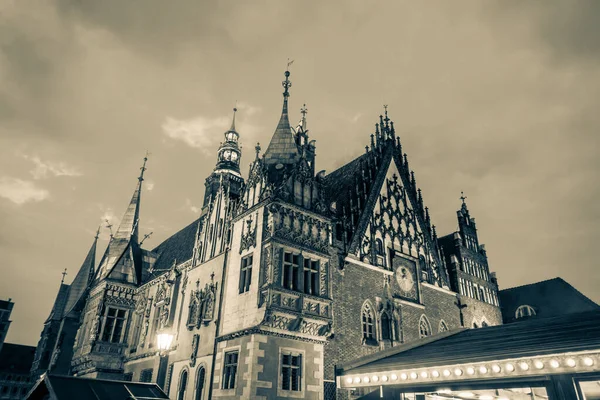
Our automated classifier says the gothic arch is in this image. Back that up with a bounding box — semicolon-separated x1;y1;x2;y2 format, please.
379;310;392;341
515;305;536;319
361;300;376;343
194;363;207;400
418;315;431;338
177;366;189;400
480;316;490;327
438;319;449;333
471;317;479;329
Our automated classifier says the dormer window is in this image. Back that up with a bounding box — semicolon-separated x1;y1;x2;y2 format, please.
515;305;536;319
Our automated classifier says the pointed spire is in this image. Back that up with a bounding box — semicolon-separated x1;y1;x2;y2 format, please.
114;155;148;240
263;67;300;166
62;230;99;317
230;106;237;132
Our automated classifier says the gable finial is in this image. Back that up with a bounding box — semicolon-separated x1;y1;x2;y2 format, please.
95;225;101;240
460;191;467;205
61;268;67;284
230;104;238;132
255;142;261;159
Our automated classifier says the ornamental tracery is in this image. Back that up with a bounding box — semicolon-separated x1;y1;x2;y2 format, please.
186;274;218;330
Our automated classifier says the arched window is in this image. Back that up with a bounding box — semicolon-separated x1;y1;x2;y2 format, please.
177;369;188;400
418;315;431;338
375;239;384;255
515;305;536;319
195;366;206;400
481;320;489;328
380;312;391;340
473;322;479;329
361;303;376;342
438;320;449;333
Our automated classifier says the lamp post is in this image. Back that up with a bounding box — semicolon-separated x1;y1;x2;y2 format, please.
156;331;174;391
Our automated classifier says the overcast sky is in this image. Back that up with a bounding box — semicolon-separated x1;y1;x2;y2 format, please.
1;0;599;346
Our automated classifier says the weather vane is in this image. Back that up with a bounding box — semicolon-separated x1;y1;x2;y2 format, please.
460;191;467;204
105;219;114;239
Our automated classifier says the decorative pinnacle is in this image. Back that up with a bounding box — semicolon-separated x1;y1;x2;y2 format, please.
94;225;101;240
230;106;237;132
139;152;150;182
460;191;467;205
255;142;261;159
61;268;67;284
384;104;389;122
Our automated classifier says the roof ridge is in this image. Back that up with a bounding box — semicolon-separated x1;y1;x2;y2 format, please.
499;277;563;291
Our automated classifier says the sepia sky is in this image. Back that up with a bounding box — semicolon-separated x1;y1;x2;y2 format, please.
1;0;599;346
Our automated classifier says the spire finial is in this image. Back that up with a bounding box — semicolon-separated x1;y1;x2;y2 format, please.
230;104;238;132
95;225;101;240
255;142;261;159
139;152;150;182
384;104;389;121
460;191;467;205
61;268;67;284
283;64;292;98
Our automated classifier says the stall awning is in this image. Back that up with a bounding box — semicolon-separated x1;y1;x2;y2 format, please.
338;310;600;390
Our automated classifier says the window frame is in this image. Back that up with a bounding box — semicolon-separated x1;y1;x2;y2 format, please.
100;306;128;344
418;315;431;338
515;305;537;319
239;254;253;294
221;349;239;390
361;302;377;345
278;347;305;397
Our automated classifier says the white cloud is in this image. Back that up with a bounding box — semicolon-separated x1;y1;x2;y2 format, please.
21;155;83;179
162;115;230;154
185;198;200;214
0;177;49;205
146;181;155;191
236;102;261;117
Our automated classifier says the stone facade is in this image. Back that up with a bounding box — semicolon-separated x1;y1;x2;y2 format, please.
33;70;505;399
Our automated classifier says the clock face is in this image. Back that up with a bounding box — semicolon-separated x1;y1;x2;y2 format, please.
396;266;414;293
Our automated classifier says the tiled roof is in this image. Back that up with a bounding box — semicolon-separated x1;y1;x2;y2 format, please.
145;218;200;282
339;310;600;374
323;152;369;211
499;277;599;323
29;375;168;400
45;284;69;323
263;100;300;165
62;237;97;318
0;343;36;372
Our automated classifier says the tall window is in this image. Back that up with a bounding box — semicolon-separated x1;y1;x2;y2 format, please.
101;307;127;343
195;366;206;400
149;305;163;347
129;313;142;352
177;369;188;400
380;312;392;340
361;303;376;342
282;252;300;291
302;259;319;295
239;254;253;294
418;315;431;338
222;351;238;390
281;352;302;391
515;305;536;319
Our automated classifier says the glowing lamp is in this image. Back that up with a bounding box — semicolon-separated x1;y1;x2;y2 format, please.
534;360;544;369
156;332;174;352
566;358;576;367
479;366;488;374
583;357;594;367
550;359;560;368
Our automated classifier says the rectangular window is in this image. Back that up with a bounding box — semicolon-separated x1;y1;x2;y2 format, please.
149;305;163;348
140;368;153;383
302;259;319;295
222;351;239;389
101;307;127;343
281;352;302;391
129;313;142;352
239;255;253;294
282;252;300;291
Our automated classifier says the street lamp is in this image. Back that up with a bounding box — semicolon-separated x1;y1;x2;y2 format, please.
156;331;174;391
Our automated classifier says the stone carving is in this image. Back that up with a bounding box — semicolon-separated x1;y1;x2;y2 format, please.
190;334;200;367
240;214;257;254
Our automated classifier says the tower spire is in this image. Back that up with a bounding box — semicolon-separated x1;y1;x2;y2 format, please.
230;105;237;132
263;65;300;166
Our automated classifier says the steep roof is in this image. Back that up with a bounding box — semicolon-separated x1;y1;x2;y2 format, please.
45;283;70;323
499;277;599;323
26;375;168;400
62;235;97;318
144;218;201;282
0;343;36;373
323;152;369;208
339;309;600;375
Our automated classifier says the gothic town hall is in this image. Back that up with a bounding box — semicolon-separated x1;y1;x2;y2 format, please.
31;70;502;399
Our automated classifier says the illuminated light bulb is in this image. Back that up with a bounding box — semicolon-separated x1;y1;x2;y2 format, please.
346;377;353;384
420;371;428;378
550;359;560;368
432;370;440;378
381;375;388;382
458;392;474;398
479;366;488;374
492;364;501;373
354;377;360;384
566;358;576;367
534;360;544;369
583;357;594;367
498;397;510;400
466;367;475;375
410;372;418;379
454;368;463;376
443;369;451;377
520;362;529;370
391;374;398;381
400;373;407;380
505;363;515;372
479;396;494;400
438;389;452;394
372;375;379;382
363;377;370;383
